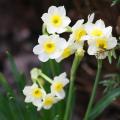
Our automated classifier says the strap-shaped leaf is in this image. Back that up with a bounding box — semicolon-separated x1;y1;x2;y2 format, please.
88;88;120;120
7;52;26;92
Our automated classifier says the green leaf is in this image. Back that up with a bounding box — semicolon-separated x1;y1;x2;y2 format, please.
88;88;120;120
112;0;120;5
117;56;120;68
108;53;112;64
0;73;14;95
7;52;26;92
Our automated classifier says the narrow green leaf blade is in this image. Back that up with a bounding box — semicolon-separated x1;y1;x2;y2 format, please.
88;88;120;120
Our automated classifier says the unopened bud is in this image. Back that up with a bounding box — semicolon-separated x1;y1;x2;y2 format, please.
30;68;42;80
76;48;85;57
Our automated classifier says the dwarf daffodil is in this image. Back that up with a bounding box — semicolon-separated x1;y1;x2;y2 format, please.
70;20;86;43
42;93;59;110
84;19;112;39
41;6;71;34
23;83;46;107
87;36;117;59
33;34;67;62
56;39;76;62
51;72;69;99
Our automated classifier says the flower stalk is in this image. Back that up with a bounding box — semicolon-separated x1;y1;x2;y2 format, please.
83;59;102;120
64;49;84;120
39;71;53;84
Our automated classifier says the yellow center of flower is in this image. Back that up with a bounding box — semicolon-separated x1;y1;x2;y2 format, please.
53;82;64;92
43;97;54;106
74;28;86;42
91;28;103;37
32;88;42;98
62;47;71;59
43;40;56;54
96;38;107;49
51;15;62;27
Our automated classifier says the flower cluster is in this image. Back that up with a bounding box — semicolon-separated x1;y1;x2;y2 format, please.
33;6;117;62
23;68;69;111
23;5;118;111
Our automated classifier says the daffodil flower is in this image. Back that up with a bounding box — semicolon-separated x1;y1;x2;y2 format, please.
41;93;59;110
70;19;86;44
23;83;46;107
87;36;117;59
84;19;112;39
33;34;67;62
51;72;69;99
55;39;76;62
41;6;71;34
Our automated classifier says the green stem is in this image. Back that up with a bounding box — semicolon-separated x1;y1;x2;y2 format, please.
39;71;53;84
83;59;102;120
42;23;48;35
63;53;83;120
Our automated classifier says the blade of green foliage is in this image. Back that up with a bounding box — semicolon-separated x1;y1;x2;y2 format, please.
0;93;13;120
7;52;26;92
0;73;14;95
112;0;120;5
117;56;120;67
88;88;120;120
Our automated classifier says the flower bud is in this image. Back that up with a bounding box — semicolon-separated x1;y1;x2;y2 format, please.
30;68;42;80
76;48;85;58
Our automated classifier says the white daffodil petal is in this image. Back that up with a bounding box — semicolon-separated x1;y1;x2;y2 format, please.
59;72;66;78
32;99;42;107
107;37;117;49
63;17;71;27
103;26;112;37
85;22;94;34
56;89;65;99
25;96;33;103
58;6;66;16
23;86;31;95
33;45;43;55
47;25;57;34
37;104;43;111
87;46;97;55
95;19;105;29
38;35;49;44
38;54;49;62
44;105;52;110
31;83;38;89
41;13;49;23
72;19;84;30
48;6;57;14
56;38;67;49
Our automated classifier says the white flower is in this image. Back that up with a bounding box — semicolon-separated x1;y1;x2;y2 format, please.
55;39;76;62
84;19;112;40
70;19;86;44
33;34;67;62
87;36;117;59
30;68;41;80
41;93;59;110
23;83;46;108
41;6;71;34
51;72;69;99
